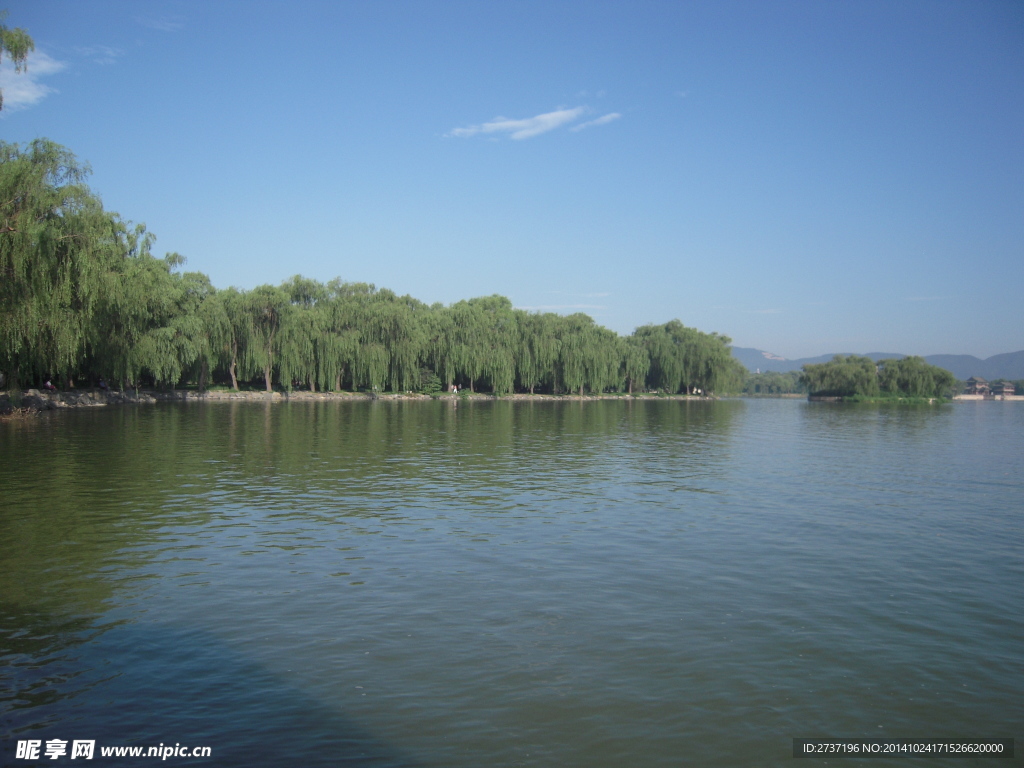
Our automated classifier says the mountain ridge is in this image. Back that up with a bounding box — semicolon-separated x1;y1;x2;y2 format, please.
731;347;1024;381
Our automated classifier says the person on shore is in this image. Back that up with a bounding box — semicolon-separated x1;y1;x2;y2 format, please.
43;379;56;391
98;378;108;391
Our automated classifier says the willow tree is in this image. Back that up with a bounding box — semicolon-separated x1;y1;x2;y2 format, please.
193;282;230;391
131;259;212;389
634;322;683;393
219;287;249;390
0;141;204;391
277;303;322;391
242;284;290;392
633;320;736;394
141;267;232;391
0;11;33;111
585;326;623;393
446;300;488;392
622;336;650;395
555;313;597;396
425;304;456;390
0;140;119;389
277;276;326;391
87;224;157;388
515;312;559;394
683;331;739;394
335;287;424;392
356;341;389;392
467;295;516;395
317;280;374;391
372;291;427;392
556;316;625;395
89;249;210;389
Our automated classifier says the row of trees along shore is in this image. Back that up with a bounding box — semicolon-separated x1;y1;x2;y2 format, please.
2;139;747;396
799;355;957;399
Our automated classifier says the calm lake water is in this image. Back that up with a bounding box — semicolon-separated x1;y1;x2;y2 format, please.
1;399;1021;767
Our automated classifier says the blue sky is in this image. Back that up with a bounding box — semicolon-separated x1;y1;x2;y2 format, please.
2;0;1021;359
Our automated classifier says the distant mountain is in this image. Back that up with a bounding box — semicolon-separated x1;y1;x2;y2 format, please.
922;351;1024;381
729;348;905;374
731;347;1024;381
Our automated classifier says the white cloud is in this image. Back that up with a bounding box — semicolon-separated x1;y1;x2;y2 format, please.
448;107;587;140
570;112;621;132
0;50;65;112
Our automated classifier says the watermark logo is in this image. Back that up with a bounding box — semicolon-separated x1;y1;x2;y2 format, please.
14;740;210;760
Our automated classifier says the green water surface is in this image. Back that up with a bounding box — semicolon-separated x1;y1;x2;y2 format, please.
1;399;1021;766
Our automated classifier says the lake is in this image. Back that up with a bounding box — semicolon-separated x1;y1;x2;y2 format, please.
1;398;1021;766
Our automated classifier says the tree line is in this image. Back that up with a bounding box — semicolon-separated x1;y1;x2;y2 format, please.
742;370;806;396
2;139;747;396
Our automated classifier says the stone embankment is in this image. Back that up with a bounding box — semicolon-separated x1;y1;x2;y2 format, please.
2;388;126;416
1;388;714;417
0;388;347;416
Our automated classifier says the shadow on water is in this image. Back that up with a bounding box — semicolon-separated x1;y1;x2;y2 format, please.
2;608;423;767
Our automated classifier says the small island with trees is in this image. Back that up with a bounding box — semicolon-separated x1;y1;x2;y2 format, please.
799;355;957;403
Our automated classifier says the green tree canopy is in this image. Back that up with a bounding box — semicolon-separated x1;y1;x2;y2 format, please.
876;356;956;398
242;284;290;392
1;140;118;387
632;320;736;394
800;355;880;397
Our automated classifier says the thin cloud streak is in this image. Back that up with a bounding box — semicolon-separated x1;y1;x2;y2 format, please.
0;51;65;112
448;107;586;140
569;112;621;132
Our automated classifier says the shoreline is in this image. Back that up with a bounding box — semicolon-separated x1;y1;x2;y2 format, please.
1;388;717;418
7;388;1020;419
